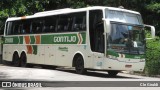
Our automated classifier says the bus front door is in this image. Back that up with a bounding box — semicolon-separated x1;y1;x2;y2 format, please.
93;52;104;69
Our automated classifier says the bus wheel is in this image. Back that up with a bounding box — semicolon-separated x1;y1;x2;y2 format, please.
20;53;27;67
108;71;119;77
75;55;86;74
12;52;20;67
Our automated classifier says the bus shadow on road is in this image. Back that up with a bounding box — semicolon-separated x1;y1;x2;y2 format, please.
26;65;140;79
0;72;10;79
55;68;140;79
0;64;140;79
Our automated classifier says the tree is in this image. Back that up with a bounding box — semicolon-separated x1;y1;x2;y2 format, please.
0;0;49;34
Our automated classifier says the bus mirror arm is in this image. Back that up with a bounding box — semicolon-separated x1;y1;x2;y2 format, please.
144;24;155;39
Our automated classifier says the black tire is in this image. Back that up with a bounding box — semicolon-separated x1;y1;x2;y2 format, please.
12;52;20;67
108;71;119;77
20;53;27;67
0;55;2;64
75;55;87;74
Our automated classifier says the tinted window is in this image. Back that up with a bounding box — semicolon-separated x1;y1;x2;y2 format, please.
72;12;86;31
56;12;86;32
31;18;44;34
43;16;57;33
6;11;86;35
22;20;31;34
56;15;70;32
8;21;22;35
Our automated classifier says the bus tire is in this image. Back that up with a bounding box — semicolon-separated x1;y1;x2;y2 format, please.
12;52;20;67
20;52;27;67
108;71;119;77
75;55;87;74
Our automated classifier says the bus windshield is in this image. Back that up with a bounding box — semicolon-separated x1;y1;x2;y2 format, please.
108;22;145;55
106;10;143;25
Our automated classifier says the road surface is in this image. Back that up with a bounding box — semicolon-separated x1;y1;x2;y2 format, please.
0;64;160;90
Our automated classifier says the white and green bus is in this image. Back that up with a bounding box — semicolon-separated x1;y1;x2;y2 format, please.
3;6;155;76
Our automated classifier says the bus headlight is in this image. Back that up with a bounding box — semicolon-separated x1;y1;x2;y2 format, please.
107;55;118;60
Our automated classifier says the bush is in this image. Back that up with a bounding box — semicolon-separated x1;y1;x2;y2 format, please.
145;37;160;76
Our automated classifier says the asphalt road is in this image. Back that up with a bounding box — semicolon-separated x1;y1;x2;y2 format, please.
0;64;160;90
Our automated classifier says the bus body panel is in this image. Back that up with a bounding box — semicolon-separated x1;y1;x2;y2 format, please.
3;32;89;67
103;58;145;71
2;6;151;73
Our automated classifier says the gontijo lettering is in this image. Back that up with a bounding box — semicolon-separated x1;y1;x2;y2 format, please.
53;36;76;43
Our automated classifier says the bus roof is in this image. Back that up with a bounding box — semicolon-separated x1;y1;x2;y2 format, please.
6;6;140;21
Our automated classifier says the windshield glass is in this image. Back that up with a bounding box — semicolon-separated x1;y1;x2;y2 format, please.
106;10;143;25
108;22;145;55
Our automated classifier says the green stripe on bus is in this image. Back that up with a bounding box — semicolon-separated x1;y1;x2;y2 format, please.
19;36;23;44
41;33;86;44
32;45;37;55
5;36;20;44
4;32;86;44
30;36;35;44
107;49;119;57
41;35;54;44
125;54;145;59
13;37;19;44
107;49;145;59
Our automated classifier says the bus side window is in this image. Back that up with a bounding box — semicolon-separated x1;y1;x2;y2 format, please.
57;14;74;32
19;25;23;34
57;15;69;32
43;26;50;32
6;22;12;35
31;19;44;34
43;16;57;33
10;21;17;35
72;12;86;31
66;16;73;31
50;26;55;32
13;22;21;34
22;20;31;34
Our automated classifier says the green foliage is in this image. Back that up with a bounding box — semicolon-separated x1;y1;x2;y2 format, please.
147;3;160;13
146;37;160;76
0;0;49;33
66;0;86;8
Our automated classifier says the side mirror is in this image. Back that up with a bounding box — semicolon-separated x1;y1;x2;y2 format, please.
103;19;111;33
144;24;155;39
